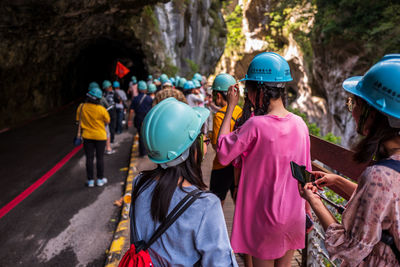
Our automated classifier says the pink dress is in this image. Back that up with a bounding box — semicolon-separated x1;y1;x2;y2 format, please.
217;113;311;259
325;154;400;266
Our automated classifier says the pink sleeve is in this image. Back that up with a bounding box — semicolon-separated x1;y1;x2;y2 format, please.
217;119;256;166
324;166;393;265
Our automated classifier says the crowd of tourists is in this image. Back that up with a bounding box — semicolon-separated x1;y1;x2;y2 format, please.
77;52;400;267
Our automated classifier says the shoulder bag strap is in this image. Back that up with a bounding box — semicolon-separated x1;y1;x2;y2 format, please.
375;159;400;173
136;189;202;252
137;94;147;110
77;104;84;138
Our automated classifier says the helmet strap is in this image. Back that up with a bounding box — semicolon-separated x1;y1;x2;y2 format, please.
357;104;371;135
159;149;190;169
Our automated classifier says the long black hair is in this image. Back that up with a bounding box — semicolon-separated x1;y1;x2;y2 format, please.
353;98;400;163
132;137;207;223
85;95;101;105
236;80;287;127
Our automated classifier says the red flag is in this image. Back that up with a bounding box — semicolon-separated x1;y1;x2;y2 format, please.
115;61;130;78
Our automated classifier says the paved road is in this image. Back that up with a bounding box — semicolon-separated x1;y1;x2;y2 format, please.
0;104;134;266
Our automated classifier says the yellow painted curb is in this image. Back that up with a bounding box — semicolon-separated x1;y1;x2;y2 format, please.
104;138;139;267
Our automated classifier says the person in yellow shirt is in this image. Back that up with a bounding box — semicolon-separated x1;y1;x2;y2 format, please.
210;74;242;206
76;88;110;187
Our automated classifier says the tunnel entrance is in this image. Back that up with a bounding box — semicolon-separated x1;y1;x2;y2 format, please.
63;38;147;102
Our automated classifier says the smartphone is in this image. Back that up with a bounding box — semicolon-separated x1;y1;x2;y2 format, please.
290;161;314;185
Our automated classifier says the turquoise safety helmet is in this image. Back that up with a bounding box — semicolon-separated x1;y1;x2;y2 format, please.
89;82;100;91
141;97;210;167
240;52;292;83
102;80;112;90
170;77;175;85
192;79;201;88
343;54;400;122
131;76;137;84
88;88;103;99
193;73;202;81
138;80;147;91
183;81;195;90
148;75;153;80
148;83;157;93
160;74;169;83
113;81;120;88
212;73;236;92
177;78;187;88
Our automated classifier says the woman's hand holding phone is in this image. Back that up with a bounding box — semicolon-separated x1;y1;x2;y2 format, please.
298;182;320;202
311;171;340;190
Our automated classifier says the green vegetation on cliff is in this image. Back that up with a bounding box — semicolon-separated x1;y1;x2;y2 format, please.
314;1;400;59
225;4;245;55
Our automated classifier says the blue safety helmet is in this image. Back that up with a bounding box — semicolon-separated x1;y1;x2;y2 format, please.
343;54;400;122
192;79;201;88
141;97;210;166
131;76;137;84
240;52;292;83
193;73;202;81
183;81;195;90
102;80;112;90
160;74;169;83
138;80;147;91
87;88;103;99
177;78;187;88
113;81;120;88
89;82;100;91
212;73;236;92
147;83;157;93
148;75;153;80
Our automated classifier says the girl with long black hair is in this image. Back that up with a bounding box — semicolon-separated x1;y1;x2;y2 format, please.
129;97;238;266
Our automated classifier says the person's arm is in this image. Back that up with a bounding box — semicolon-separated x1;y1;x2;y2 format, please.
313;171;357;200
217;84;239;140
103;107;110;124
298;183;337;230
211;112;223;151
195;197;238;267
301;166;393;266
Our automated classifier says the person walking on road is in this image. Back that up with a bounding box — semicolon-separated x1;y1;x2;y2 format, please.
128;80;153;157
217;52;311;267
103;82;119;144
76;87;110;187
113;81;128;134
129;97;238;266
209;73;242;206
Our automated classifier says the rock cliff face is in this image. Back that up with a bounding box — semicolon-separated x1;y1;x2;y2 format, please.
0;0;226;129
214;0;395;147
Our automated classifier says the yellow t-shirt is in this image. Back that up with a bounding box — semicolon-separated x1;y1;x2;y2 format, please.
76;103;110;141
211;105;242;170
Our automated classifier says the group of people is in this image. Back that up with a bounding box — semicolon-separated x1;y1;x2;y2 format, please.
76;72;212;188
124;52;400;267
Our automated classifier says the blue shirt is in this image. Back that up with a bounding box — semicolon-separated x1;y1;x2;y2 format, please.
130;177;238;267
130;93;153;126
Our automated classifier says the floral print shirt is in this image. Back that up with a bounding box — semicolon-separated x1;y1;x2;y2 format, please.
325;154;400;266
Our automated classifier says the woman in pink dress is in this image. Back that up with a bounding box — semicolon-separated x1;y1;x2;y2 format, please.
217;52;311;267
299;55;400;266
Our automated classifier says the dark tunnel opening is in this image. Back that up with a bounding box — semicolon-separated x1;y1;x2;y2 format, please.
62;38;148;103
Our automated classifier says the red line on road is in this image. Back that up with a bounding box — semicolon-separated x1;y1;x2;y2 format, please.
0;144;83;219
